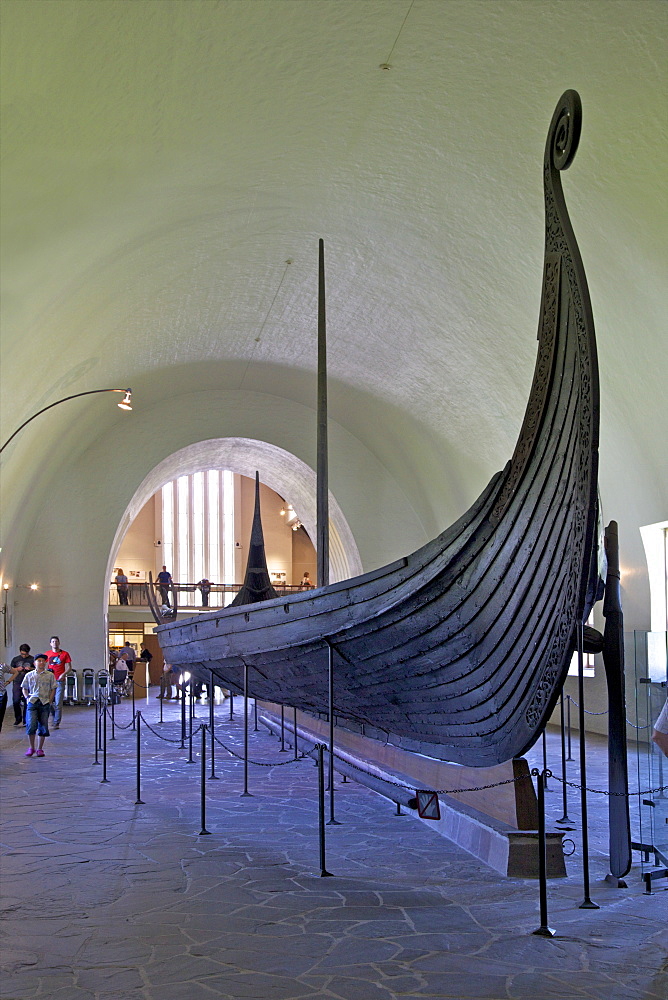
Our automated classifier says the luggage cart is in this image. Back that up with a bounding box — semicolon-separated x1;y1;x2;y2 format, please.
96;669;110;703
81;668;96;705
64;670;78;705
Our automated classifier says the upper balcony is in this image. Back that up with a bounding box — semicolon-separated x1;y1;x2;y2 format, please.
108;580;307;616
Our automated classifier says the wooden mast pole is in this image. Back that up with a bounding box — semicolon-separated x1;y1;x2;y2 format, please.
317;238;329;588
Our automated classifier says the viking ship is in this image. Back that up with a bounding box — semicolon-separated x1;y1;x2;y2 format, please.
154;91;604;768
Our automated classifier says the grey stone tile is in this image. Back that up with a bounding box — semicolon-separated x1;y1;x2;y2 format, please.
507;971;611;998
318;978;400;1000
2;705;665;1000
412;971;512;997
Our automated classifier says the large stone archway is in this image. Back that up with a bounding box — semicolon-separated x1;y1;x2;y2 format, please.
106;437;363;591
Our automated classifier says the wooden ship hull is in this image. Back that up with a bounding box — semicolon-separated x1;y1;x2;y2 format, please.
157;91;602;767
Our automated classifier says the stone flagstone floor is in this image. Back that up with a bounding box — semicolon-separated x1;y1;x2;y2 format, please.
1;692;666;1000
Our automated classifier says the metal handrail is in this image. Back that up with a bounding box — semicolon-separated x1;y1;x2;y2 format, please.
109;580;306;608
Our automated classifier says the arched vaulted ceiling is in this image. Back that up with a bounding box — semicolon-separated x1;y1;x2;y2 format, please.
0;0;666;657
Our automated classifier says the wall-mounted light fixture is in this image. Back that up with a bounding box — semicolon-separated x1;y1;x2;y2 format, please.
1;387;133;454
1;584;9;645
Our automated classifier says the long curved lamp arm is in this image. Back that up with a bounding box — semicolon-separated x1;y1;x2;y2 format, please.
0;387;132;455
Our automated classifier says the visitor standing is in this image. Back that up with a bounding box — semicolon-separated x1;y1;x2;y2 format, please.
139;643;153;666
11;644;34;725
115;569;129;605
117;640;137;670
0;660;19;732
22;654;56;756
44;636;72;730
299;571;315;590
197;578;212;606
157;565;173;606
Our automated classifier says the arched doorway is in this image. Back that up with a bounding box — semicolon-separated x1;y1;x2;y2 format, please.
105;438;363;659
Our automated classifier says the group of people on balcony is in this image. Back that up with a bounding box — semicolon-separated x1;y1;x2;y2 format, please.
114;566;316;608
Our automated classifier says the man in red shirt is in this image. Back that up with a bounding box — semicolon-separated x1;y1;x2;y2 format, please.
45;636;72;730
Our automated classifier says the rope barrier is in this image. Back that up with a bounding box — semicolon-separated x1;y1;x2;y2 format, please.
102;706;668;798
211;730;315;765
141;717;204;744
104;710;134;731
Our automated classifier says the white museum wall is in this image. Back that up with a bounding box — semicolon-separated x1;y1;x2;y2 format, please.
3;388;427;669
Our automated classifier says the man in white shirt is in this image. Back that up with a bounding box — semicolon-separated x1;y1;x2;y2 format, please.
22;653;57;757
652;699;668;758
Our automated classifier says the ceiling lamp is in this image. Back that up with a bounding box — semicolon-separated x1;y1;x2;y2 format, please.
1;385;134;454
117;389;133;410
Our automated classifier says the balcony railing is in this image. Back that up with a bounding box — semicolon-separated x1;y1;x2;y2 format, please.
109;581;308;610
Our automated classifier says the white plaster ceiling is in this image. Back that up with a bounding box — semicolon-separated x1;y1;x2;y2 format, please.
1;1;666;625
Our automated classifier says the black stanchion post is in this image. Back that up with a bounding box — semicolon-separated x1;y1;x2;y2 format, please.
159;690;164;724
327;643;341;825
180;675;186;749
101;701;109;783
93;698;101;765
280;703;287;752
241;662;252;797
576;622;600;910
542;730;550;791
208;675;219;780
229;692;234;720
131;671;136;730
188;681;195;763
532;768;555;937
567;694;573;761
135;711;144;804
558;692;573;826
110;695;116;740
199;724;211;836
253;699;258;732
293;706;298;760
317;744;333;877
97;695;103;752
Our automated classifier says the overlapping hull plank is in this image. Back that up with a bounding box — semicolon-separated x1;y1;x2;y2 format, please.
158;91;600;766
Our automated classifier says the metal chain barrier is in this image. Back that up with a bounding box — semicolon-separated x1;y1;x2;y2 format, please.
327;749;529;795
211;729;315;765
565;697;608;716
142;716;204;744
550;773;668;797
329;748;668;799
103;704;668;796
565;694;653;727
104;709;134;731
